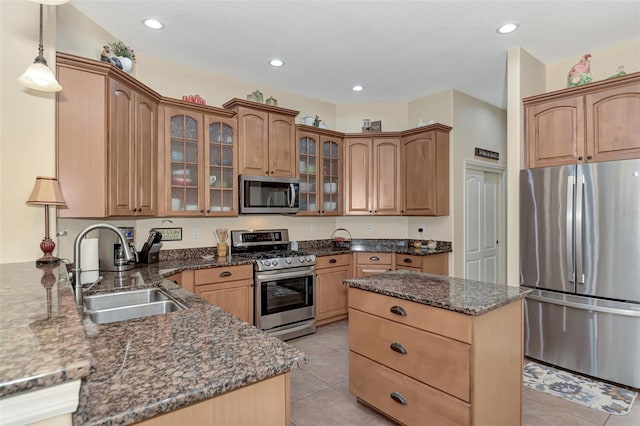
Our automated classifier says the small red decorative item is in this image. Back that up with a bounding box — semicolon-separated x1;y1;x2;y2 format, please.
182;94;207;105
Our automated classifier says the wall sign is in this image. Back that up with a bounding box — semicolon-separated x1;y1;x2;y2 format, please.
475;148;500;160
157;227;182;241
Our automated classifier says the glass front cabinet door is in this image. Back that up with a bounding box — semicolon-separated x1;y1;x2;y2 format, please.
205;116;237;215
297;129;342;216
166;107;237;216
168;111;202;215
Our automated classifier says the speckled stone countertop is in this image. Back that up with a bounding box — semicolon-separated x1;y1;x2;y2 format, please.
344;270;530;315
0;261;306;426
0;262;92;398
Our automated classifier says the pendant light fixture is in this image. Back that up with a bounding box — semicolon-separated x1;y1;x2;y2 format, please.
18;1;69;92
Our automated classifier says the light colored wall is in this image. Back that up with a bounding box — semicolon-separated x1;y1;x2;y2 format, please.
335;102;409;132
0;1;59;263
56;3;115;61
505;47;546;286
451;90;507;279
546;38;640;92
408;90;453;128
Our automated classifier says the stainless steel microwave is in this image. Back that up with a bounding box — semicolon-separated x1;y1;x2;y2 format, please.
239;175;299;214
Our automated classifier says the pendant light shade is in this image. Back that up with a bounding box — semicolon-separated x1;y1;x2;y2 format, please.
18;3;63;92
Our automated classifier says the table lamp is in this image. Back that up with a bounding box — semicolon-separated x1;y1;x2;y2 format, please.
26;176;67;265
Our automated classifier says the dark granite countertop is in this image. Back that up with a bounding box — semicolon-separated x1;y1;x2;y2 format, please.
0;261;306;426
344;270;531;315
0;262;92;398
298;238;452;258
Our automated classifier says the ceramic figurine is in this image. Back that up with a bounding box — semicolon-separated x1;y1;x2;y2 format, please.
567;53;592;88
100;45;111;63
608;66;626;79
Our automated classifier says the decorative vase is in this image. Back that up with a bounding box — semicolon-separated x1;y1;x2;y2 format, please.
117;56;133;73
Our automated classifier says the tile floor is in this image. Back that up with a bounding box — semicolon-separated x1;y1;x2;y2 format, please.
287;320;640;426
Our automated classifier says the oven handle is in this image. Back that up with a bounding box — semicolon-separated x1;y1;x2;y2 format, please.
289;183;296;208
255;269;315;282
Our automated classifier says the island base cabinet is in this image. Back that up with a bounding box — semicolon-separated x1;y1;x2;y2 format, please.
134;373;290;426
350;352;470;426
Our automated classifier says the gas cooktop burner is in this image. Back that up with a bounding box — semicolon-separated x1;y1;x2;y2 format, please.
231;229;316;271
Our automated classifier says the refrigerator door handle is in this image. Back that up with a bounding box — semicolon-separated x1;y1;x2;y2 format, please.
527;293;640;317
567;175;575;283
576;175;585;285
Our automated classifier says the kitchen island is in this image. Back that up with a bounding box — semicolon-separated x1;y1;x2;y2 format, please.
344;270;530;426
0;261;306;426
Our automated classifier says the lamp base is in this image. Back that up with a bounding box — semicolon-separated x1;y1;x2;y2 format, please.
37;237;59;266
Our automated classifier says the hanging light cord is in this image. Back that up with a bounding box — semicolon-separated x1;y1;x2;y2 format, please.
35;4;47;65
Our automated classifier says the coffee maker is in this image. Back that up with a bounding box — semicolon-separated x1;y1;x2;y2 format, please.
98;226;136;272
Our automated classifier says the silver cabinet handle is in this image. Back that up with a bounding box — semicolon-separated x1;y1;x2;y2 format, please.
219;271;232;278
390;391;407;405
390;342;407;354
389;305;407;316
370;256;380;261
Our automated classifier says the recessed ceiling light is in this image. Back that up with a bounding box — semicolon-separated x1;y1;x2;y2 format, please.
497;23;519;34
269;58;285;67
142;18;164;30
352;85;364;92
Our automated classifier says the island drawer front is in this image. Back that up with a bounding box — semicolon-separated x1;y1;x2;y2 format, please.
356;252;393;265
348;288;472;343
316;254;351;269
396;254;422;268
349;309;471;402
394;265;422;273
350;351;470;426
195;265;253;285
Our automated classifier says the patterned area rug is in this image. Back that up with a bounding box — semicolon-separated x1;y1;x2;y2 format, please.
523;361;637;415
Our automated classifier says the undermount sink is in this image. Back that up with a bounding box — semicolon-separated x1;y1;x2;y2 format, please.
84;288;186;324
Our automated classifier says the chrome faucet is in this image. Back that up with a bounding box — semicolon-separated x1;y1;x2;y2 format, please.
72;223;135;308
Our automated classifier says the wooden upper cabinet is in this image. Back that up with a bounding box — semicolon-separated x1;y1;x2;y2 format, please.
586;82;640;162
296;126;343;216
162;103;237;217
524;72;640;168
223;99;298;178
344;136;400;215
402;127;450;216
56;53;160;218
109;80;158;216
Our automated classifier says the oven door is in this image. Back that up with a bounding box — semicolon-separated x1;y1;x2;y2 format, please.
255;268;314;331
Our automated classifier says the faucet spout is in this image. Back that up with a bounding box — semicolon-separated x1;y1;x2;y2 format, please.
72;223;135;308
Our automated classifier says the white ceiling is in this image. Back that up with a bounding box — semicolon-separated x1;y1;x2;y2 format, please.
70;0;640;109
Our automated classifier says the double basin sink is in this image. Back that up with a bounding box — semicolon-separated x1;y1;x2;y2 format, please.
84;288;186;324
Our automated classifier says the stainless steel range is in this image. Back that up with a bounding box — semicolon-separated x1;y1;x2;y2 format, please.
231;229;316;340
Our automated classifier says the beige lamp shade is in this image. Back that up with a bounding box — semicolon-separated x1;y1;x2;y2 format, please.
18;63;62;92
26;176;67;206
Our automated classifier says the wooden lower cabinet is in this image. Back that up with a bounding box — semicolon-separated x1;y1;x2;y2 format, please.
134;373;290;426
348;287;523;426
315;254;352;325
355;252;393;277
395;252;448;275
193;265;254;324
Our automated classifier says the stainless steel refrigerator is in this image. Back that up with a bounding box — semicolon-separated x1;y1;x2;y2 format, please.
520;158;640;388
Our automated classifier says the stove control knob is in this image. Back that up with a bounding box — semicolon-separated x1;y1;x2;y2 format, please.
305;256;313;262
298;257;305;263
262;260;271;267
286;258;293;264
272;259;279;267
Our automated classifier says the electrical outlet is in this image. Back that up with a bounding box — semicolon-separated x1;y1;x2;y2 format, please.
311;224;317;233
366;223;373;232
418;226;424;233
192;227;200;239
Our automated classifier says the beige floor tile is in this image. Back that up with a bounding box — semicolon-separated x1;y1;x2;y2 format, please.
605;398;640;426
289;335;338;357
309;328;349;351
301;350;349;385
524;389;610;426
290;366;329;401
291;387;378;426
332;378;351;398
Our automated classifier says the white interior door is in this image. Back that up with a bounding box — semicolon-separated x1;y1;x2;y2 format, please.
465;169;500;283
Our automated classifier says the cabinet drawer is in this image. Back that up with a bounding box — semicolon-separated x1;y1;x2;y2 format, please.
316;254;351;270
396;254;422;268
355;252;393;265
348;288;472;343
350;309;470;401
395;265;422;273
350;351;470;426
194;264;253;285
